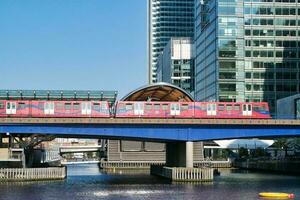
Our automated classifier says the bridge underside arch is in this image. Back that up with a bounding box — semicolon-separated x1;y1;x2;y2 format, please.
121;82;194;102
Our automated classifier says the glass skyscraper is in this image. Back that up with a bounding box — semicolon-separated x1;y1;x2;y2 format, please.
195;0;300;114
148;0;195;83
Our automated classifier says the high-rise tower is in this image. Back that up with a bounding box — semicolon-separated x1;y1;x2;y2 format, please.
194;0;300;114
148;0;194;83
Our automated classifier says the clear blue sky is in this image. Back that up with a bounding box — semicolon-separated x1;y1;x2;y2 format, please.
0;0;147;98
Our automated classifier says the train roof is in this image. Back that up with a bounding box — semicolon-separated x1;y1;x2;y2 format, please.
0;90;118;104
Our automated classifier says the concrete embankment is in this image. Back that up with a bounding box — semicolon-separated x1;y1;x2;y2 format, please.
234;159;300;175
0;167;67;181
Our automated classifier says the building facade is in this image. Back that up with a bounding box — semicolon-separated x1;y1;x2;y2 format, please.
194;0;300;114
277;94;300;119
156;37;195;95
148;0;195;83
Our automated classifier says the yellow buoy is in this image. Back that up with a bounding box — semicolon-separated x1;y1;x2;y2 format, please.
259;192;295;199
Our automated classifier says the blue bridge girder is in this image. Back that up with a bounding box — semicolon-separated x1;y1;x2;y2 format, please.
0;118;300;141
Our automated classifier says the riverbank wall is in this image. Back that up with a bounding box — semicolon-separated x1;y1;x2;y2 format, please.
0;167;67;181
233;159;300;175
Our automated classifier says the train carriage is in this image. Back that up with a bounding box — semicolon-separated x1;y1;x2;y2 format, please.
115;101;194;118
0;100;110;118
194;102;270;119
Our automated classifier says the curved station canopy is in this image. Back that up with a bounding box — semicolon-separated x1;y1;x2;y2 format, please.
121;82;194;102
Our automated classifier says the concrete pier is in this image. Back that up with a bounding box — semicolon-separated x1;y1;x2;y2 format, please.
153;141;214;182
150;165;213;182
166;141;194;167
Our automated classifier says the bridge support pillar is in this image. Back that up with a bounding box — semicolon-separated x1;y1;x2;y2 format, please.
166;141;193;168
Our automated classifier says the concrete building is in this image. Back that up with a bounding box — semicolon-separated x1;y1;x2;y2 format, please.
148;0;195;83
156;37;194;96
277;94;300;119
194;0;300;114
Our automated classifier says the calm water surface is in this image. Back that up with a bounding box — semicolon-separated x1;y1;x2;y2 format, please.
0;164;299;200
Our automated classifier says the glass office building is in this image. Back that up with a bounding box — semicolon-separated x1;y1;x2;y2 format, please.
195;0;300;114
148;0;194;83
156;37;195;95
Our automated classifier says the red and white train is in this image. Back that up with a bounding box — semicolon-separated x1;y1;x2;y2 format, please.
0;100;271;119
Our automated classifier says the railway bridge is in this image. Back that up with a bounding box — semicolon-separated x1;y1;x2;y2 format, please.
0;117;300;168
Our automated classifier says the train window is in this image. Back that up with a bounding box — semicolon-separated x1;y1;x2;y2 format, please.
226;105;232;111
6;103;10;109
125;104;133;110
182;104;189;111
218;104;225;111
145;104;152;110
162;104;168;111
73;103;80;110
234;104;240;111
56;103;63;110
65;103;71;110
118;103;125;109
253;105;260;112
261;105;267;111
101;102;108;110
0;102;4;109
154;104;160;110
18;102;26;109
93;103;100;110
38;102;44;109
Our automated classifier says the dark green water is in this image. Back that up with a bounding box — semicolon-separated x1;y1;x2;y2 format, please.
0;164;299;200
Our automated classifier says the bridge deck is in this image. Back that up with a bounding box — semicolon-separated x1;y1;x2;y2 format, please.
0;118;299;126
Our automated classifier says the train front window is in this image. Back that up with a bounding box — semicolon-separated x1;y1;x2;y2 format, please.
261;105;267;111
253;106;260;112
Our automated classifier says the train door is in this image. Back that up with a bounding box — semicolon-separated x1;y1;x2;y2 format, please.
82;102;91;115
170;103;180;116
6;102;16;114
134;102;144;115
242;104;252;116
207;103;216;116
44;102;54;115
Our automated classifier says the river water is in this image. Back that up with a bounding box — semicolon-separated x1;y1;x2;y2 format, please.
0;164;299;200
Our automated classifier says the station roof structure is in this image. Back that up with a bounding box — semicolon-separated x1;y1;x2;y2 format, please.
0;90;118;105
121;82;194;102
